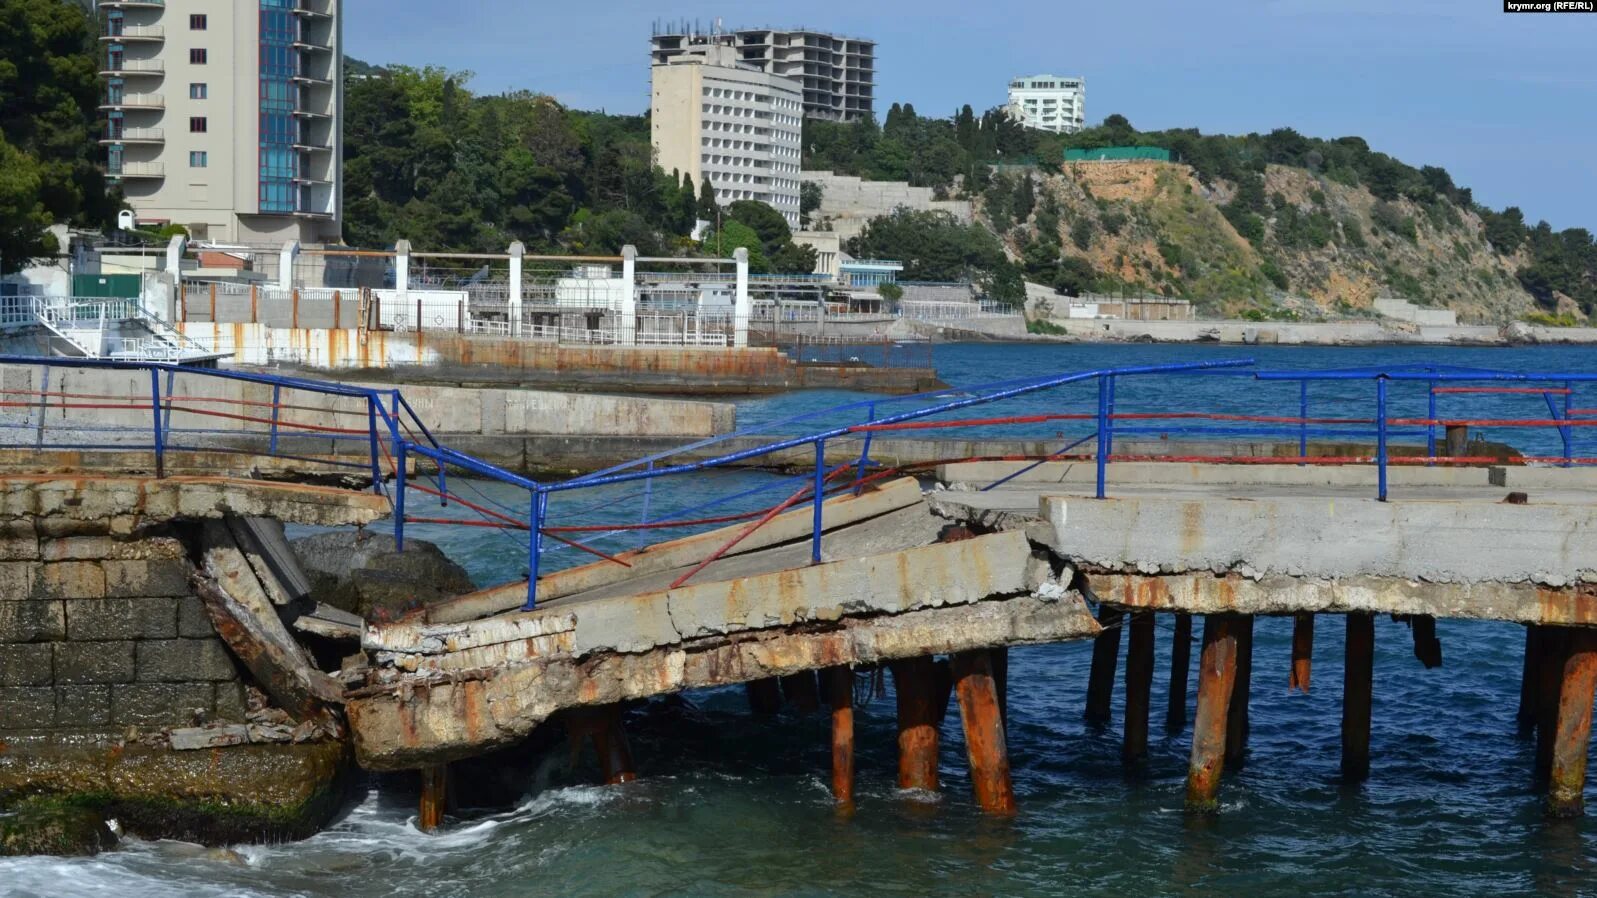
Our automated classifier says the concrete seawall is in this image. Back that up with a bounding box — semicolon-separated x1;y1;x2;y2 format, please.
171;325;941;395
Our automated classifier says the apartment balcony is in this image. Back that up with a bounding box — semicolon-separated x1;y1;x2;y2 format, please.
101;127;163;145
291;106;332;119
292;174;332;185
100;58;163;77
292;37;333;53
101;25;163;42
293;0;335;16
100;0;164;6
100;93;164;110
108;162;164;179
292;139;333;153
291;71;332;86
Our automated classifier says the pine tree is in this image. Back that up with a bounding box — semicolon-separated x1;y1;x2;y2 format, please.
679;173;699;233
697;178;719;221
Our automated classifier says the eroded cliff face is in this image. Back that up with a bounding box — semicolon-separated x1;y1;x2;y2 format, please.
986;160;1553;323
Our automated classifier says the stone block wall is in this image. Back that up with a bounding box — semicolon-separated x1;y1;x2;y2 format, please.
0;528;246;732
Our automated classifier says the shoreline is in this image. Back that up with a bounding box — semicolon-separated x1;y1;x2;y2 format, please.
1026;317;1597;347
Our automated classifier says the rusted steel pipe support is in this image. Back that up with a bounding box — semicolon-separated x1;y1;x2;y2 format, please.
1342;612;1375;782
952;650;1017;815
746;678;784;716
1411;615;1443;669
1548;628;1597;817
1123;612;1155;763
780;671;822;713
1536;626;1571;780
418;764;448;832
1226;615;1254;768
1290;613;1314;693
1185;614;1242;811
1085;605;1124;724
1166;613;1192;731
891;656;941;792
825;667;855;810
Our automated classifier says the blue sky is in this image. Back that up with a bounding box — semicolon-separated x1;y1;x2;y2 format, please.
346;0;1595;230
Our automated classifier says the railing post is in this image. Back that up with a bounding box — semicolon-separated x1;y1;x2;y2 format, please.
367;396;383;495
811;438;826;565
1425;380;1437;465
269;383;281;455
1547;383;1573;468
640;459;654;524
1095;374;1109;500
1376;376;1388;502
149;367;164;479
1105;373;1116;457
395;441;407;551
855;402;876;491
1565;381;1574;467
1299;379;1309;466
524;490;546;611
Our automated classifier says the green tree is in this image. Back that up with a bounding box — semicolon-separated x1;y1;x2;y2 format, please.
1054;256;1097;296
697;178;719;221
799;181;823;228
0;0;115;272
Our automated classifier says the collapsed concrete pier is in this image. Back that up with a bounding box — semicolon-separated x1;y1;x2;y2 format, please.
932;460;1597;815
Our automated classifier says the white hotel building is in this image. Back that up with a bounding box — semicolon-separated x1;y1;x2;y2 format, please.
1007;74;1086;134
650;43;804;228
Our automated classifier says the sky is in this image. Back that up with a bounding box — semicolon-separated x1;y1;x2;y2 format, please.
345;0;1596;231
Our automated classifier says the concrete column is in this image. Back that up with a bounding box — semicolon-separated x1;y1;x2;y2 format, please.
508;241;524;336
733;246;750;348
164;234;186;295
277;240;299;290
1518;626;1539;737
620;244;637;346
1536;626;1570;779
395;239;411;300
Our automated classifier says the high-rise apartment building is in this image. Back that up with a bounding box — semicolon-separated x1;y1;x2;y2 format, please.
651;44;804;228
650;24;874;123
1007;74;1086;134
98;0;342;244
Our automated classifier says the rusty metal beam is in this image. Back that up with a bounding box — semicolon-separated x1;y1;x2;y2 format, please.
1535;626;1570;781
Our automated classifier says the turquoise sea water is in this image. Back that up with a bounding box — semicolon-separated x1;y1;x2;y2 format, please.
7;343;1597;897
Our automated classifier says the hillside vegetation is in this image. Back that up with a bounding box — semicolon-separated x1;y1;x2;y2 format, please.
805;110;1597;323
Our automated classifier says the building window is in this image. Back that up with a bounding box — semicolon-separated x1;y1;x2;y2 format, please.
189;151;208;167
190;48;208;64
189;14;207;29
189;83;207;99
189;116;207;132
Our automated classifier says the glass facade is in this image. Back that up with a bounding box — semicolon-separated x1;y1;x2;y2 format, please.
258;0;296;212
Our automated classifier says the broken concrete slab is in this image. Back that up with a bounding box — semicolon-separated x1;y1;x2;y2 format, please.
346;592;1098;770
1041;495;1597;587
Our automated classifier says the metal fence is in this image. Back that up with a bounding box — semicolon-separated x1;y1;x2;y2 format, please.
10;356;1597;616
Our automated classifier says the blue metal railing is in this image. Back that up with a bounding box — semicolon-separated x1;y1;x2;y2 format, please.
5;355;1596;614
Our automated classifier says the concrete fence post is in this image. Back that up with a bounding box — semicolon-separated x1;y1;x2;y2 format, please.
278;240;299;290
508;241;524;337
164;234;186;299
395;239;411;302
734;247;750;349
620;245;638;347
